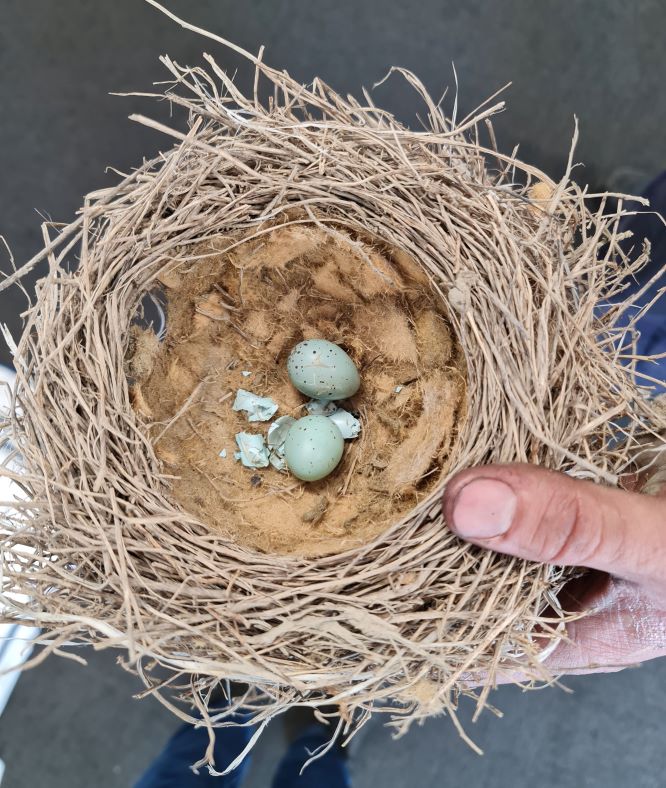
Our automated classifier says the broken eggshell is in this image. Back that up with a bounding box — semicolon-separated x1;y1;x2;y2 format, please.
234;432;270;468
305;398;338;417
284;415;344;481
267;415;296;471
306;400;360;439
328;408;361;439
232;389;279;422
287;340;360;401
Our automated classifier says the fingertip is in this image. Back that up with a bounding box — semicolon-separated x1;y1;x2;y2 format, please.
447;477;517;540
443;466;492;520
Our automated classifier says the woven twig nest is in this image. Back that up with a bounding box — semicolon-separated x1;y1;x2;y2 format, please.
1;12;664;770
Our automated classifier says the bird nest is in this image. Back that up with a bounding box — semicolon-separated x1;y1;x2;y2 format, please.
1;10;663;772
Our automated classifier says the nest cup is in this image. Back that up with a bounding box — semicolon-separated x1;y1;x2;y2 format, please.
131;220;468;557
1;18;665;770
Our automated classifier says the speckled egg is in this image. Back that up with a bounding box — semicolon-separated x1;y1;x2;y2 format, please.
287;339;360;401
284;415;345;481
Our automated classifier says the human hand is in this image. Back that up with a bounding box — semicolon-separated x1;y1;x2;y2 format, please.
443;463;666;674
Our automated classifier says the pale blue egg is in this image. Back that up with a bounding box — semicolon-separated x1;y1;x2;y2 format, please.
287;340;360;401
284;415;345;481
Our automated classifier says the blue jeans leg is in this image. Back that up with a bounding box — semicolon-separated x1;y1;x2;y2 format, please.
271;726;351;788
616;171;666;380
134;721;254;788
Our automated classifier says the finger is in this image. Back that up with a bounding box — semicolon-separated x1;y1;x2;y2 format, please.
544;576;666;672
443;463;666;587
466;575;666;686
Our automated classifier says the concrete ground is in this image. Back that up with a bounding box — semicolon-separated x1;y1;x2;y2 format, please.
1;1;665;786
2;649;666;787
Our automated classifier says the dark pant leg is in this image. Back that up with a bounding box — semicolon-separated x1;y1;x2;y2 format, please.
617;172;666;378
271;727;351;788
134;722;253;788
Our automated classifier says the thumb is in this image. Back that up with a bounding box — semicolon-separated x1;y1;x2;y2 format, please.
443;463;666;587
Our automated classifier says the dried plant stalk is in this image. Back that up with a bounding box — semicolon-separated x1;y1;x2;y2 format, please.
1;3;665;771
